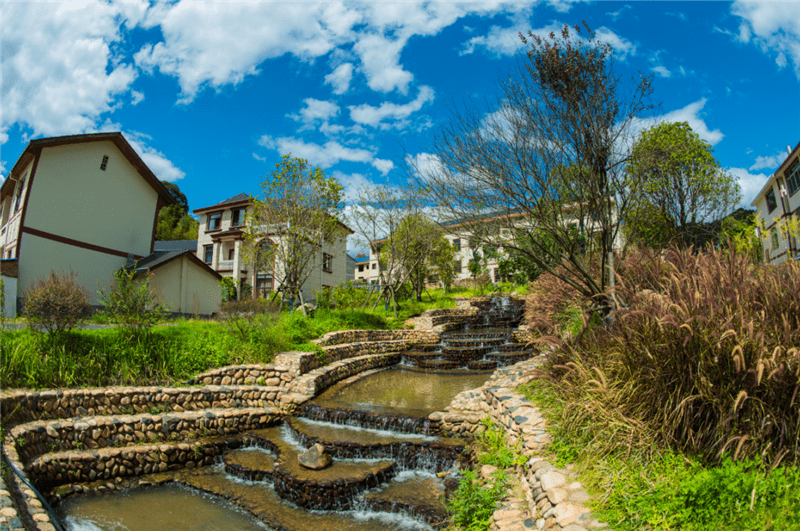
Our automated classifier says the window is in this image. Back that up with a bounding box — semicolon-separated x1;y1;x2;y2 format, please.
228;249;235;260
231;208;244;227
203;245;214;264
772;228;780;251
100;155;109;171
452;238;461;251
13;177;26;213
766;188;778;214
468;237;479;249
453;260;462;273
786;160;800;197
323;253;333;273
208;212;222;230
372;263;376;270
483;244;497;257
358;264;364;272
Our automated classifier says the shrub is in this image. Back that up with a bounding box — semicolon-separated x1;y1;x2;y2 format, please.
552;245;800;465
219;277;237;302
525;267;588;336
218;298;280;342
23;271;91;333
447;468;508;531
98;268;167;329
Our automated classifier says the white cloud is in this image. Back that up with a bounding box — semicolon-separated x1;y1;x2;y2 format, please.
349;86;435;128
749;150;788;171
124;131;186;182
131;90;145;106
325;63;354;95
134;1;536;102
463;21;636;61
372;159;395;176
651;65;672;78
656;99;725;146
606;5;632;22
1;1;143;137
290;99;340;125
259;135;390;174
728;166;770;206
730;0;800;79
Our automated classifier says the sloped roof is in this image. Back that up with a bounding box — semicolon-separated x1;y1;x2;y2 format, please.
126;250;221;279
153;240;197;252
193;193;251;214
0;132;176;205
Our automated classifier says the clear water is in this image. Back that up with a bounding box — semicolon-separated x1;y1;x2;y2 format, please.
311;366;491;417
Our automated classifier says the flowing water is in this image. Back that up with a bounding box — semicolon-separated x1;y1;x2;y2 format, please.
55;298;526;530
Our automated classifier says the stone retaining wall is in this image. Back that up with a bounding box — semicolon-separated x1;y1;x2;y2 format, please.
1;385;286;427
288;353;401;401
191;365;290;387
313;329;438;346
8;407;280;466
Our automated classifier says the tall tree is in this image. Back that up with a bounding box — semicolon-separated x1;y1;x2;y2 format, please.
245;155;344;316
156;180;198;240
626;121;741;248
386;214;451;302
409;22;655;315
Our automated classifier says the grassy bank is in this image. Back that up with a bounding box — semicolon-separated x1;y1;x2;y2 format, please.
0;307;399;389
519;245;800;530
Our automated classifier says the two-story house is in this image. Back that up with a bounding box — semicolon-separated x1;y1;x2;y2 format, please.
0;132;221;317
751;141;800;265
194;193;352;302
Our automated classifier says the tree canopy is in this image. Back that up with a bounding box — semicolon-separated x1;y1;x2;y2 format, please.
245;154;344;315
626;121;741;248
409;22;656;314
156;180;198;240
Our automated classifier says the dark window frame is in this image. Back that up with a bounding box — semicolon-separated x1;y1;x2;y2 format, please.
231;208;244;227
786;159;800;197
203;245;214;264
207;211;222;231
323;253;333;273
452;238;461;251
766;188;778;214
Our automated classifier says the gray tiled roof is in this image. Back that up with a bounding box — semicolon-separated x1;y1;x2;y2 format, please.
126;251;184;272
153;240;197;252
217;193;250;205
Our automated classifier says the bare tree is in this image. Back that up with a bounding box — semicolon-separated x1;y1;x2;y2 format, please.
408;22;656;315
245;154;344;316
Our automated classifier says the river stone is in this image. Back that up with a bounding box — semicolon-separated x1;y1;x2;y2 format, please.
298;443;332;470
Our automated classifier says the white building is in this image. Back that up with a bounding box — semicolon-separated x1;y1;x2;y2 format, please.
0;132;221;318
194;193;352;302
751;141;800;265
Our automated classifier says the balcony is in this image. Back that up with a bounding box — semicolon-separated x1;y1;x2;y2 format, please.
217;259;233;270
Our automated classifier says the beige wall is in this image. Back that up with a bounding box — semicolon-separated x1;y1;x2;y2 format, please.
149;257;221;316
24;142;158;258
18;234;127;306
0;159;35;259
2;275;17;318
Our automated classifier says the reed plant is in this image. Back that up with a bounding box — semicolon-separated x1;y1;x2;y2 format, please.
546;244;800;466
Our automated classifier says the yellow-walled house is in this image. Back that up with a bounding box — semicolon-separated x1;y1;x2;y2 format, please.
751;141;800;265
0;132;221;318
194;193;352;303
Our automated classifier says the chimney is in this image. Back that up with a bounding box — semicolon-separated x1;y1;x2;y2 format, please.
789;146;793;155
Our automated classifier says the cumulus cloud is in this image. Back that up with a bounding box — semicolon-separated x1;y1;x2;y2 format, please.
654;99;725;146
124;131;186;182
730;1;800;79
728;166;770;206
1;1;143;137
651;65;672;78
259;135;390;174
325;63;354;95
349;86;435;128
606;5;632;22
290;99;341;125
463;21;636;61
749;150;788;171
134;1;535;102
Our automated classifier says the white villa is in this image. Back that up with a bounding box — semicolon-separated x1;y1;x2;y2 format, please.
194;193;352;302
751;141;800;265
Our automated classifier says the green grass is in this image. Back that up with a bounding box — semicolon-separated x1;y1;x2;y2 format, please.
519;379;800;531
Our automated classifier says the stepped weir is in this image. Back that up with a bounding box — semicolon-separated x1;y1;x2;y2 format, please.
0;296;539;531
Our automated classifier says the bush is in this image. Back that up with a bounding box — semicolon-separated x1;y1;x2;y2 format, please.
551;245;800;465
447;468;508;531
219;277;237;302
23;271;91;333
525;267;588;336
98;268;167;329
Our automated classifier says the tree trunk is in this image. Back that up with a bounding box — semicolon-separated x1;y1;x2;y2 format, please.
298;290;307;317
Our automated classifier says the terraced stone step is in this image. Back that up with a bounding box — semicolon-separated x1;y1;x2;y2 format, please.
224;447;277;482
362;471;451;530
243;426;396;510
286;417;466;472
440;346;491;359
416;359;463;371
467;360;498;371
486;351;536;365
401;351;441;366
441;337;506;348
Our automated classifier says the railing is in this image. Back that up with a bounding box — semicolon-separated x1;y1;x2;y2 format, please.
217;259;233;270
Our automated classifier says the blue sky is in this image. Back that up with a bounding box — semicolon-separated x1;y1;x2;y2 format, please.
2;1;799;239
